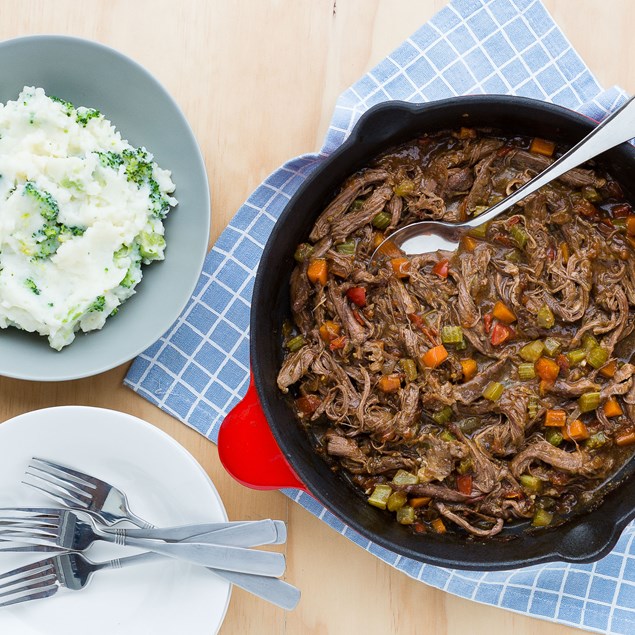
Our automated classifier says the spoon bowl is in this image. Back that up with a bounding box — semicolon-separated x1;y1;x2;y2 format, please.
375;95;635;258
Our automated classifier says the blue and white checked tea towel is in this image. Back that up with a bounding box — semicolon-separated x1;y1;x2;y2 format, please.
125;0;634;632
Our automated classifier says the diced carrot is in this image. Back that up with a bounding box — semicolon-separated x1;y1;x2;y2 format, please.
456;474;473;495
544;409;567;427
295;395;322;416
376;238;403;259
600;360;617;378
563;419;590;441
319;320;340;342
432;258;450;279
378;374;401;393
628;215;635;237
535;357;560;382
612;203;631;218
390;257;411;278
346;286;366;307
604;398;623;418
410;497;431;509
616;430;635;446
559;241;570;264
329;335;347;351
307;258;328;285
492;300;517;324
421;345;448;369
461;235;478;252
372;232;385;249
460;358;478;382
490;322;512;346
529;137;555;157
431;518;447;534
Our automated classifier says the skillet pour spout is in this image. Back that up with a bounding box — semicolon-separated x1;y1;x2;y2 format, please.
219;96;635;570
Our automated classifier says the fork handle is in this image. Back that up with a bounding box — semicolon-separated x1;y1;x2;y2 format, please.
100;534;286;577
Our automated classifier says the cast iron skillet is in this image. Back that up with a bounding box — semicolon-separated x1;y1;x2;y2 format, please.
219;96;635;570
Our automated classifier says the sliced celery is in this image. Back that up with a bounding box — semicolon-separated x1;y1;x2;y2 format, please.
587;347;609;369
518;363;536;381
482;381;504;401
368;484;392;510
543;337;561;357
441;325;464;345
579;391;601;413
392;469;419;486
286;335;306;352
537;305;555;329
519;340;545;362
432;406;453;425
387;491;408;512
396;505;415;525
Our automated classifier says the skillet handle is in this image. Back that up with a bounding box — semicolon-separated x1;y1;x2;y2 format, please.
218;377;307;491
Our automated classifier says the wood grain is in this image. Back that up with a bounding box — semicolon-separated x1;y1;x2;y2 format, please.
0;2;633;633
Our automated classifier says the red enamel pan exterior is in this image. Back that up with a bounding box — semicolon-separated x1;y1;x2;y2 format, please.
218;96;635;570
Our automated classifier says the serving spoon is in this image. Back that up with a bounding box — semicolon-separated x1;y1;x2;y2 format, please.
374;96;635;257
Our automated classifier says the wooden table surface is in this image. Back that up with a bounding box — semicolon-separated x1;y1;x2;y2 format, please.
1;2;633;633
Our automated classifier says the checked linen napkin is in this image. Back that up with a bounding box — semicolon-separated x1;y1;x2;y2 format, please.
125;0;634;632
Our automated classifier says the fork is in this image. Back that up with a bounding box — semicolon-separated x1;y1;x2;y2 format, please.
0;550;159;608
0;508;285;577
24;457;154;527
21;457;301;609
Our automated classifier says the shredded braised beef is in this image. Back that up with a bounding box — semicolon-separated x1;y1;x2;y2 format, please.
277;128;635;539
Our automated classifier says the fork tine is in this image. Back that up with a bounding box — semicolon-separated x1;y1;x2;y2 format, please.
0;541;63;553
30;457;98;490
26;465;96;501
0;584;59;608
0;561;59;608
0;532;58;548
21;475;90;509
0;559;54;583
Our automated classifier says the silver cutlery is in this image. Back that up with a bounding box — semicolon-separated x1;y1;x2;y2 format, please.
0;508;285;577
20;457;301;609
0;550;158;608
24;457;154;527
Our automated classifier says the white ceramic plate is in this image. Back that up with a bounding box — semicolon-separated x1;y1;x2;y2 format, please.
0;406;231;635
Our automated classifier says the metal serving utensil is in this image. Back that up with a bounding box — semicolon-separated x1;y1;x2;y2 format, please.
374;96;635;257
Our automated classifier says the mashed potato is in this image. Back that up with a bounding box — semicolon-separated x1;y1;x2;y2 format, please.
0;87;177;349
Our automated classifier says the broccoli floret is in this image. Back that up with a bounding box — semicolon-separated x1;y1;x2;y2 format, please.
88;295;105;312
50;95;74;117
97;148;171;219
76;108;101;127
122;148;154;186
95;151;124;170
138;230;166;261
32;223;85;261
23;182;59;221
25;278;40;295
119;266;138;289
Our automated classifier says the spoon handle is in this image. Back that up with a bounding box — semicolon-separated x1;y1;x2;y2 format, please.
463;96;635;228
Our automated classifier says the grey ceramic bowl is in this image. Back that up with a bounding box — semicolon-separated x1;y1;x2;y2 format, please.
0;35;210;381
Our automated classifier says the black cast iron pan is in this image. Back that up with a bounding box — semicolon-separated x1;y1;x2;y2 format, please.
219;96;635;570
